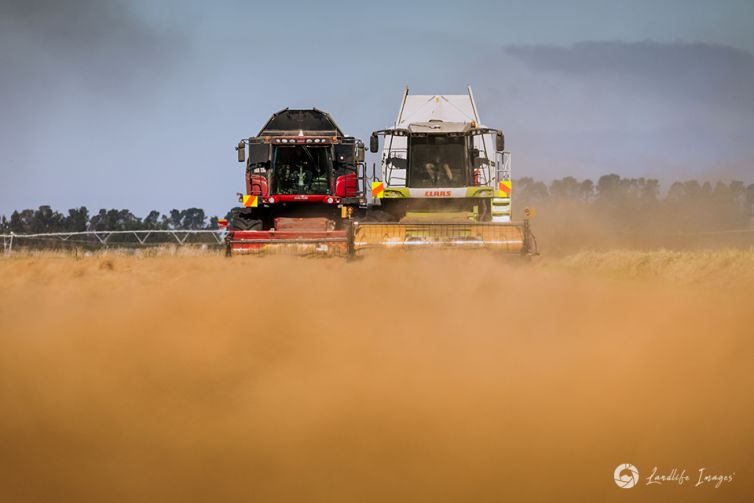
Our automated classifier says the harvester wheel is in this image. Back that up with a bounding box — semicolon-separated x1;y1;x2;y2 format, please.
230;208;263;231
234;218;262;231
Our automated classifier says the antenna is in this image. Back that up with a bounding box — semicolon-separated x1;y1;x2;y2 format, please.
467;85;481;123
395;86;409;127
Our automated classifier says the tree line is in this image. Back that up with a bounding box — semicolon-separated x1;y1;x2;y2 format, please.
512;175;754;251
514;175;754;230
0;207;222;235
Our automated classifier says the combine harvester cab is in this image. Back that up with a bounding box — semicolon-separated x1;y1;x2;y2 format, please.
356;86;537;255
226;108;366;256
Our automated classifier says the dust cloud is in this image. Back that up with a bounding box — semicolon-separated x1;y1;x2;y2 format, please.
513;197;754;254
0;252;752;502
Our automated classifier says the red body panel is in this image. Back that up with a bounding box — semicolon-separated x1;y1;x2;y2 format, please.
248;175;269;196
228;229;348;255
274;217;333;231
335;173;358;197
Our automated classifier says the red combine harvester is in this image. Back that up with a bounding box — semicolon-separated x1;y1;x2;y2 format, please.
225;108;366;255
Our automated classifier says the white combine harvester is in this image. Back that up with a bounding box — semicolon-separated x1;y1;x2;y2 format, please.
350;86;536;255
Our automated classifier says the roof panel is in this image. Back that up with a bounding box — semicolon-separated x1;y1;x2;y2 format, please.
396;94;480;127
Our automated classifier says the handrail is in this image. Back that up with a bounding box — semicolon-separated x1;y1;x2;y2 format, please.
1;229;226;253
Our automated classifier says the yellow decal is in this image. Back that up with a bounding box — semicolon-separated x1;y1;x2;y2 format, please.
495;180;512;198
243;194;258;208
371;181;385;199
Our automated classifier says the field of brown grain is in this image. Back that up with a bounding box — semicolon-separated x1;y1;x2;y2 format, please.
1;250;753;502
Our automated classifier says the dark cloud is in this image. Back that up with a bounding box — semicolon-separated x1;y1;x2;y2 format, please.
505;41;754;113
0;0;192;217
0;0;187;101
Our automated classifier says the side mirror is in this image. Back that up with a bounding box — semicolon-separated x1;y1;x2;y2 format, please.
356;144;365;163
236;141;245;163
496;132;505;152
369;134;379;153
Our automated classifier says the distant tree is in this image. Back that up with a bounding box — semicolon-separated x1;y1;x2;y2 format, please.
168;209;182;229
595;174;620;198
65;207;89;232
666;181;685;202
89;208;142;231
162;208;207;230
144;210;165;230
638;178;660;202
181;208;207;230
30;205;65;233
714;180;748;228
89;209;109;231
668;180;709;202
746;184;754;223
515;177;549;206
118;209;142;230
579;179;595;202
550;176;579;200
9;210;34;233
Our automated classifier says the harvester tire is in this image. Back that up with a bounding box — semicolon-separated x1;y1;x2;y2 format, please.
230;208;263;231
234;218;262;231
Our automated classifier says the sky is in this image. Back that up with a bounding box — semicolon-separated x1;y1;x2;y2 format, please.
1;0;753;218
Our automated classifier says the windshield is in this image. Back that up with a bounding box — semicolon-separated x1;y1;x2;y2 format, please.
408;135;468;188
272;145;332;195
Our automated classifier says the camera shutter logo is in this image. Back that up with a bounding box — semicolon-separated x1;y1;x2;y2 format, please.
614;463;639;489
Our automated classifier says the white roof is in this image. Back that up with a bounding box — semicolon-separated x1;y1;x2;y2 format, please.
395;88;482;128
